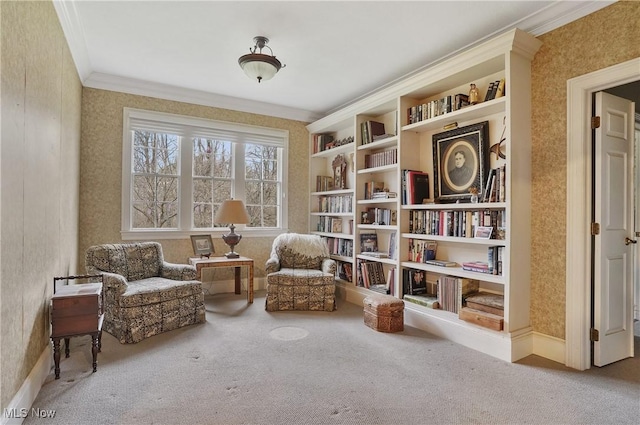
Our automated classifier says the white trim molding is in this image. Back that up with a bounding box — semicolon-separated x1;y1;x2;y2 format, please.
566;58;640;371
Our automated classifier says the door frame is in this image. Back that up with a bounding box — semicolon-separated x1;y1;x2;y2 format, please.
566;57;640;371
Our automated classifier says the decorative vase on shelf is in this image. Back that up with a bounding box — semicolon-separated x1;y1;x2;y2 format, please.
469;83;479;105
469;187;479;203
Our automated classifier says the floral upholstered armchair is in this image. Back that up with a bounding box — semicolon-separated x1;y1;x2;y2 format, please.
265;233;336;312
85;242;205;343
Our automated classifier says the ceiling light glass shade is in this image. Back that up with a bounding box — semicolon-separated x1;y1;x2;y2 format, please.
238;36;284;83
238;53;282;82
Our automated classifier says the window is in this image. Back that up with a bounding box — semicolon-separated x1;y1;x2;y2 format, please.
122;108;288;239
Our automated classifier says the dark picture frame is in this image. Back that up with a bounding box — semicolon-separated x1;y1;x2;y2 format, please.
190;234;214;258
432;121;489;203
332;154;347;190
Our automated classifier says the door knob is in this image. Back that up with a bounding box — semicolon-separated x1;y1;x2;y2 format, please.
625;237;637;245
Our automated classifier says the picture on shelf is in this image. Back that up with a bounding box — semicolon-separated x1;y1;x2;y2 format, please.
432;121;489;203
332;154;347;190
331;218;343;233
474;226;493;239
360;233;378;252
388;232;397;260
190;234;214;258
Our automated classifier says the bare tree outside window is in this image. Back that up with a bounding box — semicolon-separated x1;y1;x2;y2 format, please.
245;143;280;227
192;138;232;228
132;131;179;228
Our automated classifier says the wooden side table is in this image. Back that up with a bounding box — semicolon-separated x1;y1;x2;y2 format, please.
50;276;104;379
189;256;254;303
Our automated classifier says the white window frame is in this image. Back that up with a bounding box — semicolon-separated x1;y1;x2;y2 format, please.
121;108;288;240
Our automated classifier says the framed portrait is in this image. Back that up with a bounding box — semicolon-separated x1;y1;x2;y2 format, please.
432;121;489;203
190;234;214;258
332;154;347;190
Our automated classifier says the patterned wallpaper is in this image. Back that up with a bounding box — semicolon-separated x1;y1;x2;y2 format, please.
79;89;310;281
530;1;640;338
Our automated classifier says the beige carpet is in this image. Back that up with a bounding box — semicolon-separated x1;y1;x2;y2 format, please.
25;291;640;425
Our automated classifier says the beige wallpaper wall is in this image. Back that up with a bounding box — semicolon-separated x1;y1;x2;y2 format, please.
79;89;310;280
530;1;640;338
0;1;82;410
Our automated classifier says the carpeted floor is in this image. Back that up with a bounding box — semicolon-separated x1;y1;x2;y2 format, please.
25;291;640;425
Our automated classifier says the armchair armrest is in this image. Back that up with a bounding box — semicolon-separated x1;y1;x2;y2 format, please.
265;257;281;274
161;262;197;281
321;258;336;275
100;272;128;297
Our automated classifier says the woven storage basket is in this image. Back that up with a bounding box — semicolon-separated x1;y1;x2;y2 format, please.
363;293;404;333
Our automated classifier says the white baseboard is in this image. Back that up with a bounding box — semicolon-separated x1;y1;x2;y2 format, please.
532;331;566;364
1;346;52;425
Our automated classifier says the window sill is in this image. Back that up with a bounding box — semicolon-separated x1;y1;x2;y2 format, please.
121;228;288;241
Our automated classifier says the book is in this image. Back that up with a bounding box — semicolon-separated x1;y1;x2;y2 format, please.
461;261;491;273
360;233;378;252
402;268;428;295
483;81;496;102
361;121;385;145
360;251;389;258
388;232;397;260
424;259;457;267
406;171;430;204
403;294;440;309
495;78;506;98
465;291;504;316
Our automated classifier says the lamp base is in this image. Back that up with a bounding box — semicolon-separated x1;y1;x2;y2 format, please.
224;252;240;259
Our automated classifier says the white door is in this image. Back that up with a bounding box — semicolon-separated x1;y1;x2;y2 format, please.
593;91;635;367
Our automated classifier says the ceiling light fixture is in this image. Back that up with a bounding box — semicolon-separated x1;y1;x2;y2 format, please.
238;36;285;83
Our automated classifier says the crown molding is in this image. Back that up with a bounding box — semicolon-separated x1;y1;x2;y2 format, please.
54;0;613;123
83;73;320;123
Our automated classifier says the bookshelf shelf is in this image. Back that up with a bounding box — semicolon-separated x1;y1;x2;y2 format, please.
307;28;541;362
401;233;508;247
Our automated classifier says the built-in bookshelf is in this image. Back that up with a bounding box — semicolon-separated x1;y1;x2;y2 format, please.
307;28;541;363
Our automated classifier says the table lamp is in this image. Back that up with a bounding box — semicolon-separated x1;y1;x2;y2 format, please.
214;199;251;258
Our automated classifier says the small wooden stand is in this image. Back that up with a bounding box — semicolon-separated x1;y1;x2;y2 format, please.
51;275;104;379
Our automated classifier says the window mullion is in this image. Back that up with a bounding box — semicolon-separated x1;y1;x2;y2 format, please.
179;133;192;231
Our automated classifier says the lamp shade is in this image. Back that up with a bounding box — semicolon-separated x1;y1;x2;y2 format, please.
238;53;281;82
215;199;250;225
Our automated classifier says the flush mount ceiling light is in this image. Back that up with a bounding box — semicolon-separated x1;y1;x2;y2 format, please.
238;36;285;83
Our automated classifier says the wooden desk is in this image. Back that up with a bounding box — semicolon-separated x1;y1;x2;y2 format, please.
50;281;104;379
189;256;254;303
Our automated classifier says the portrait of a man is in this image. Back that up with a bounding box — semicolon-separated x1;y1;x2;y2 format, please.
432;121;489;202
448;150;474;187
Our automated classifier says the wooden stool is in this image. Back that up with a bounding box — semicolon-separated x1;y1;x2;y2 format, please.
363;293;404;333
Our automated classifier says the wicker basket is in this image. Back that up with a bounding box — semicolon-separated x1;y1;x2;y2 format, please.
363;293;404;333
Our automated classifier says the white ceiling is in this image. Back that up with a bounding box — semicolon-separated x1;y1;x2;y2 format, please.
54;1;613;122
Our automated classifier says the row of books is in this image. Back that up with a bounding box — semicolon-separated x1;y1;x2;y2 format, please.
437;276;480;314
401;170;430;205
315;175;336;192
407;239;437;263
363;148;397;169
408;209;506;240
360;121;387;145
316;216;348;234
484;79;505;102
406;93;470;125
461;245;504;276
359;231;397;260
312;133;334;154
357;260;388;292
361;207;397;226
337;261;353;282
363;181;385;200
482;165;506;203
322;237;354;258
312;134;354;154
318;194;353;214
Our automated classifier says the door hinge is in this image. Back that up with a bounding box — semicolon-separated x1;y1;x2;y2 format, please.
591;116;601;129
590;328;599;342
591;222;600;235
